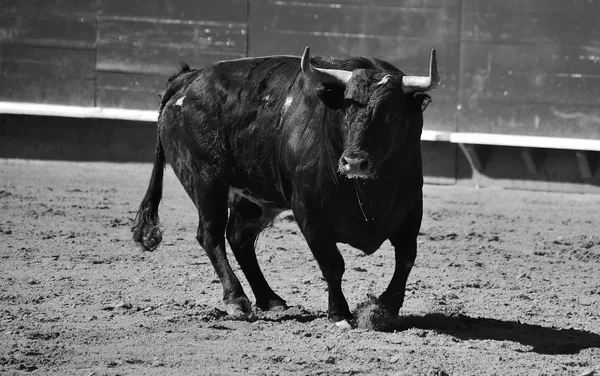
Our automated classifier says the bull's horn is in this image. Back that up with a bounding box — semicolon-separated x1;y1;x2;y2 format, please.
401;49;441;93
301;47;353;86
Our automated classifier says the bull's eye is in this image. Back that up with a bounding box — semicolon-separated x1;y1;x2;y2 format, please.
317;85;345;109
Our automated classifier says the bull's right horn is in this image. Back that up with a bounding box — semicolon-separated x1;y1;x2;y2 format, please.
401;49;441;93
301;47;353;87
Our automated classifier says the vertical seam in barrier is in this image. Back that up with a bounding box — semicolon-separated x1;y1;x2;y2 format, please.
454;0;465;183
245;0;250;57
94;14;99;108
456;0;463;134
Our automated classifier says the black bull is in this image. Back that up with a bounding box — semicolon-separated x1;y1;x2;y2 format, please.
132;47;440;324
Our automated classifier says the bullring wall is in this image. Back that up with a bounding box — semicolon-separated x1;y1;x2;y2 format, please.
1;1;599;191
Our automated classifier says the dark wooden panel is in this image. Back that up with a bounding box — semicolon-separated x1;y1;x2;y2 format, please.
0;16;96;48
460;10;525;43
0;115;156;162
0;0;100;20
0;75;94;106
96;45;243;75
96;71;168;92
96;89;161;110
522;11;600;46
457;101;600;139
96;72;169;110
422;141;458;185
249;28;460;96
98;0;247;22
0;44;95;79
248;1;459;39
248;1;460;88
248;0;460;132
258;0;460;8
466;72;600;107
97;17;246;52
459;43;600;108
463;0;600;15
460;43;600;77
423;99;458;133
462;8;600;45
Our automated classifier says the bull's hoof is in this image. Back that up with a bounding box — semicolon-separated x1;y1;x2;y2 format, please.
328;310;353;325
334;319;353;329
255;297;287;312
224;297;252;317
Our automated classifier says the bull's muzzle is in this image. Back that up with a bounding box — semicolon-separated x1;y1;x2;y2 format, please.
339;151;373;179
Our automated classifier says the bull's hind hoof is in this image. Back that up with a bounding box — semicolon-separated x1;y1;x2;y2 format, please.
224;297;252;317
255;297;287;312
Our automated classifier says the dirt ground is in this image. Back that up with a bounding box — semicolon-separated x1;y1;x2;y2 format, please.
1;158;599;376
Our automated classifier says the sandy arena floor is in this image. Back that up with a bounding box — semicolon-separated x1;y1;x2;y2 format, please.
1;159;599;375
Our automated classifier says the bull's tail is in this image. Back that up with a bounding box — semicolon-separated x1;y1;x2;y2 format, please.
131;132;165;252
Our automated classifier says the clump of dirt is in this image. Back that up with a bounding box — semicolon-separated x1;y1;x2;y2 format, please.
354;296;398;331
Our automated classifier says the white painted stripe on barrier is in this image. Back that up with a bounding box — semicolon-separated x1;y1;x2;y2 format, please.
421;129;452;142
450;132;600;152
0;102;158;122
0;101;455;142
2;102;600;151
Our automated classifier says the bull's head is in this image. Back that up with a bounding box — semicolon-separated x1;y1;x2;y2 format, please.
301;47;440;179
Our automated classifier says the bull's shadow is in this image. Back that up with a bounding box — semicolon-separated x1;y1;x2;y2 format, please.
387;313;600;355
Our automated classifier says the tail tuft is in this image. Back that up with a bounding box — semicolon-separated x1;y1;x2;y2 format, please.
132;132;166;252
131;207;163;252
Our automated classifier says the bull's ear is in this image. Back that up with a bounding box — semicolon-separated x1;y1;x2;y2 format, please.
412;92;432;112
316;84;345;109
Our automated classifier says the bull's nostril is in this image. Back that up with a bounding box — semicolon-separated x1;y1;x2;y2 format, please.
341;156;369;173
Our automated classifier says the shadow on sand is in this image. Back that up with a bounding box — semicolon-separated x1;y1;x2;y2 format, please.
198;304;599;355
387;313;600;355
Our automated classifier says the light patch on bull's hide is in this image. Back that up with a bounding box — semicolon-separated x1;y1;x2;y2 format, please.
175;96;185;107
228;186;274;207
228;186;284;228
376;75;392;86
282;95;293;114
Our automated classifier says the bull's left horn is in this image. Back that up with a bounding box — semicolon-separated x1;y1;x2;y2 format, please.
401;49;441;93
301;47;353;87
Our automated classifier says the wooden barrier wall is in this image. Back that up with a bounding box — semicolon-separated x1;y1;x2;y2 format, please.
1;0;599;139
0;0;247;109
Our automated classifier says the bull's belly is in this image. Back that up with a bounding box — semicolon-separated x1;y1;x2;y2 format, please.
331;194;420;254
335;221;395;255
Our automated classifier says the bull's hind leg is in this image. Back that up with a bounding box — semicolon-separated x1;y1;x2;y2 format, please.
177;172;251;316
226;198;287;311
379;199;423;315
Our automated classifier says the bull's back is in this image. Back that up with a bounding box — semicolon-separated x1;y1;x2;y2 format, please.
159;56;303;207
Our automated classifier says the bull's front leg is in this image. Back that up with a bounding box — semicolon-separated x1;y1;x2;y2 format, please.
293;207;351;323
379;199;423;315
310;239;351;322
